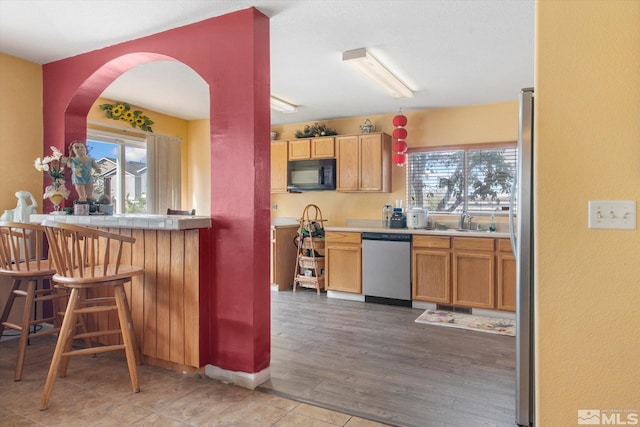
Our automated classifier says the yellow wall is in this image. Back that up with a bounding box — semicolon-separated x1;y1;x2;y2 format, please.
536;1;640;425
271;101;518;225
0;53;43;212
187;119;211;215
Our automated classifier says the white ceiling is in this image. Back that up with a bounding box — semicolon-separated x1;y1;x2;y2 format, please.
0;0;534;125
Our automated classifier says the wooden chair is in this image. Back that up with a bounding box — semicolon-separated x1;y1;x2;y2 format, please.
39;221;144;410
166;208;195;215
0;222;67;381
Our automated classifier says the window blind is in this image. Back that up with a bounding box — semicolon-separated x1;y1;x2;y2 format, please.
406;144;517;214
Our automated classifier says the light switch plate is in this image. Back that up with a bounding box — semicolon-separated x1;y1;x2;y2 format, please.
588;200;636;229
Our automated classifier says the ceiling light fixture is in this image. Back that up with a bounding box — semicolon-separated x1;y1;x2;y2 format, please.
342;48;413;99
270;96;298;113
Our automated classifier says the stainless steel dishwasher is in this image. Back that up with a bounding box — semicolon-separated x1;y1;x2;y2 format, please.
362;232;412;307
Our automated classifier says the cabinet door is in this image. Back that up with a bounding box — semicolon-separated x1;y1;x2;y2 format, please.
288;139;311;160
311;137;335;158
412;249;451;303
270;141;288;193
272;226;299;291
453;251;495;309
497;239;516;311
359;133;385;191
326;244;361;293
336;135;359;191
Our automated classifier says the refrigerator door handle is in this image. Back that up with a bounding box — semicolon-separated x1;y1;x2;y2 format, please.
509;175;518;258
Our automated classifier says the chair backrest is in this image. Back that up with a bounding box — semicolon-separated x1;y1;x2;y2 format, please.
167;208;195;215
0;222;50;273
42;220;136;279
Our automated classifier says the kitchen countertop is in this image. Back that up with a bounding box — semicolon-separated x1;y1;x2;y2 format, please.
30;213;211;230
324;225;510;239
325;219;511;238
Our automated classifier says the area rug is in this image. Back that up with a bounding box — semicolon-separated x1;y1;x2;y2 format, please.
415;310;516;336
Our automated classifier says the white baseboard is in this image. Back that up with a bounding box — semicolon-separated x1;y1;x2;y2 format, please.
326;290;365;302
204;364;270;390
411;301;437;310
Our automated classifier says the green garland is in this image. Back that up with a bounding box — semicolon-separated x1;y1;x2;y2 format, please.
295;122;338;138
100;102;154;132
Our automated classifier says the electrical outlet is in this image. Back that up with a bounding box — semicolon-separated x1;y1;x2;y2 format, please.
271;204;278;211
588;200;636;230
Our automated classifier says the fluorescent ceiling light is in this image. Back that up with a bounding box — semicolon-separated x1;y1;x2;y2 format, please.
270;96;298;113
343;48;413;99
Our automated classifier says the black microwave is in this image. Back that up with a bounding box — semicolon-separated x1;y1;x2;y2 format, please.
287;159;336;192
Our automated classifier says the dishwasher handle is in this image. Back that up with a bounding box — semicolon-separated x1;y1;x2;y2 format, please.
362;232;412;242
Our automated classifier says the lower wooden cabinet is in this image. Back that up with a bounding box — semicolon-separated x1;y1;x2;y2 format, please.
412;236;451;303
497;239;516;311
452;237;495;309
325;231;361;293
270;225;298;291
410;235;515;312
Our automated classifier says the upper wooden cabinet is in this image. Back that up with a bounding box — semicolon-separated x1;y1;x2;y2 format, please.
288;137;335;160
271;140;288;193
336;132;391;192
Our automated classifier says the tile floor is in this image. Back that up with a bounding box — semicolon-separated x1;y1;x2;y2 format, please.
0;335;390;426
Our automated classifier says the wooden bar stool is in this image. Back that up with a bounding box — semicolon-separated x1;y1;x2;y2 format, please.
0;222;67;381
39;221;144;410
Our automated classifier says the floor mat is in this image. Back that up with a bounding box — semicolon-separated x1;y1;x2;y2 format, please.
415;309;516;336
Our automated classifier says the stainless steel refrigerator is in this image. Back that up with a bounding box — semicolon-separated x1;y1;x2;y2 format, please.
510;87;535;427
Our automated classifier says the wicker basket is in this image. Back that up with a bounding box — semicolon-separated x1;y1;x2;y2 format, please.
301;237;324;250
299;256;325;270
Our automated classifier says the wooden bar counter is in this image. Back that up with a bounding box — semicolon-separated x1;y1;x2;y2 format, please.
31;214;212;373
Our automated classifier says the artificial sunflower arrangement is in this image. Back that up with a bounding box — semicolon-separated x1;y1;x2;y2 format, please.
295;122;338;138
100;102;154;132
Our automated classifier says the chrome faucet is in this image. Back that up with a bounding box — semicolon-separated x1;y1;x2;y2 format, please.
459;212;474;230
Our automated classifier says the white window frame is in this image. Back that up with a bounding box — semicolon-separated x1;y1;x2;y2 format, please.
87;130;147;214
406;142;517;216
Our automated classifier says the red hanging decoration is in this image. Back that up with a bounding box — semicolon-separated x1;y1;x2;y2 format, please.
392;128;408;140
393;140;408;153
392;114;407;127
392;110;408;167
393;153;406;166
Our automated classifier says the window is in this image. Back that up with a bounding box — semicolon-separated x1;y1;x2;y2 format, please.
87;132;147;214
406;143;517;215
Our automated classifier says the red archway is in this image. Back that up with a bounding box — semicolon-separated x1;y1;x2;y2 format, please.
42;8;271;377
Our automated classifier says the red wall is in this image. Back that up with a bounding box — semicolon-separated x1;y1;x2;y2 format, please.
42;8;271;374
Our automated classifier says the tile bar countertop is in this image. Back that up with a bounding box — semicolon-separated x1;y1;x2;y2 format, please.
30;213;211;230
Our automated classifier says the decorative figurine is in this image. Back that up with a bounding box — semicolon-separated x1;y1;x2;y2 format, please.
65;140;101;202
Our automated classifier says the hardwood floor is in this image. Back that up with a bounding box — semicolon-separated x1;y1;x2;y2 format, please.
261;289;516;427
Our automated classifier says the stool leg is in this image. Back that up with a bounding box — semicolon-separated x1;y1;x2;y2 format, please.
40;287;80;411
114;284;140;393
119;287;142;366
0;279;21;337
14;280;37;381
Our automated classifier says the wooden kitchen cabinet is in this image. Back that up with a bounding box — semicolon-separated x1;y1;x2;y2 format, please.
271;140;288;193
336;132;391;192
325;231;361;293
412;235;451;303
270;225;299;291
452;237;495;309
288;137;335;160
496;238;516;311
